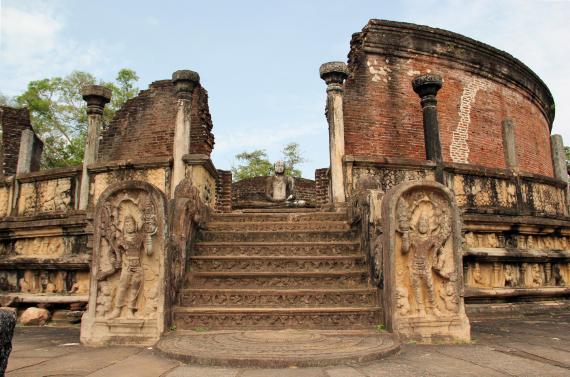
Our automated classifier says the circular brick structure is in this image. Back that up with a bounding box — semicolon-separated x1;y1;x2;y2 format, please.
344;19;555;177
157;329;399;367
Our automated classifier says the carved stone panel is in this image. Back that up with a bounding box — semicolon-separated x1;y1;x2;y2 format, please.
81;181;167;346
381;181;470;342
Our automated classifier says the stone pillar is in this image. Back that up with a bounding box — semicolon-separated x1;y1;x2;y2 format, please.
320;62;348;205
171;70;200;198
412;74;444;183
551;134;568;181
502;118;518;170
16;129;35;174
79;85;111;210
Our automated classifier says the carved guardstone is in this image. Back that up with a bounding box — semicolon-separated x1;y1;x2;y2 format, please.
81;181;167;346
381;181;470;342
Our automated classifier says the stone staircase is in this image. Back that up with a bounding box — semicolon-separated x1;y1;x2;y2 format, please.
172;209;382;330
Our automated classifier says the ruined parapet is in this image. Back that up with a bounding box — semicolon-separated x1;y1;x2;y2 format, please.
0;106;43;176
97;80;214;162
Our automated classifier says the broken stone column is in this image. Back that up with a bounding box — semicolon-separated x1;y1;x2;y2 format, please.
79;85;111;210
551;134;568;182
320;62;348;205
551;134;569;215
16;129;36;174
502;118;518;171
171;70;200;198
412;74;444;183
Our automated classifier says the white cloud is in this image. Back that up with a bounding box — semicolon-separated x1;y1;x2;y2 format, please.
0;1;108;95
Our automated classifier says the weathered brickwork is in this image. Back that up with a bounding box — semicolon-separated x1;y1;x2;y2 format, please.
314;168;330;206
0;107;43;176
232;176;316;208
215;169;232;213
98;80;214;161
344;20;555;177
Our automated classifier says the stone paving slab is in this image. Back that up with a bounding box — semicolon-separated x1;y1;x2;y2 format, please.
6;314;570;377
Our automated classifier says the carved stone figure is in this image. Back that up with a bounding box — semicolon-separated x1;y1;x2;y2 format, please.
382;181;470;342
472;262;484;286
95;283;113;317
101;210;155;319
40;271;57;293
440;279;459;312
81;181;166;346
395;287;410;315
553;264;566;286
398;197;450;316
504;264;518;287
19;276;31;293
530;264;543;287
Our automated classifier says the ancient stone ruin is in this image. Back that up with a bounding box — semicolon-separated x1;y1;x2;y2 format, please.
0;19;569;357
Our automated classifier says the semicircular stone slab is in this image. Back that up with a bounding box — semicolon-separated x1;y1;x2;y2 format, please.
156;329;399;368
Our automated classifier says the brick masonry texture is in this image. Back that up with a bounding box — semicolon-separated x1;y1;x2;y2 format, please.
98;80;214;162
314;168;330;206
216;169;232;213
0;106;42;176
232;176;316;207
344;20;555;177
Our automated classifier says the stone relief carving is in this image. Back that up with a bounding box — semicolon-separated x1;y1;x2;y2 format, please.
82;181;166;346
19;179;72;216
95;193;158;319
382;181;469;342
465;261;569;289
396;191;455;317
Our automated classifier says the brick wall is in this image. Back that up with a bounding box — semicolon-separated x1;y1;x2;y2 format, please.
98;80;215;162
216;169;232;212
0;106;43;176
343;20;555;177
232;176;316;207
314;168;330;206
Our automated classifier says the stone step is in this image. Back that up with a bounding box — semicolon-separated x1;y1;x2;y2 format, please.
178;288;378;307
188;256;365;273
211;212;347;223
193;241;361;257
172;307;383;330
199;230;357;242
186;271;369;289
206;221;350;232
156;330;399;368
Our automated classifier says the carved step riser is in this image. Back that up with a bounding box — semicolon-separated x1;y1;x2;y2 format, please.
200;231;357;243
187;276;369;289
188;259;366;273
193;244;361;257
211;213;347;223
207;222;350;232
179;292;378;307
173;311;381;330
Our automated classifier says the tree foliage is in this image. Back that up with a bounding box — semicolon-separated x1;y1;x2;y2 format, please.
231;142;307;181
9;68;139;169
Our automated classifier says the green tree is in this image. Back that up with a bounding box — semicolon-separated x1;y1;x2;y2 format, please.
14;69;139;169
282;142;306;178
231;142;307;181
565;146;570;162
231;150;273;181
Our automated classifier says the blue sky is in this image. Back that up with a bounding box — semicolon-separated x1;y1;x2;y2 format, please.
1;0;569;177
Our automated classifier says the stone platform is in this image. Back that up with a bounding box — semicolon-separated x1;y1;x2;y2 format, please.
156;329;399;368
